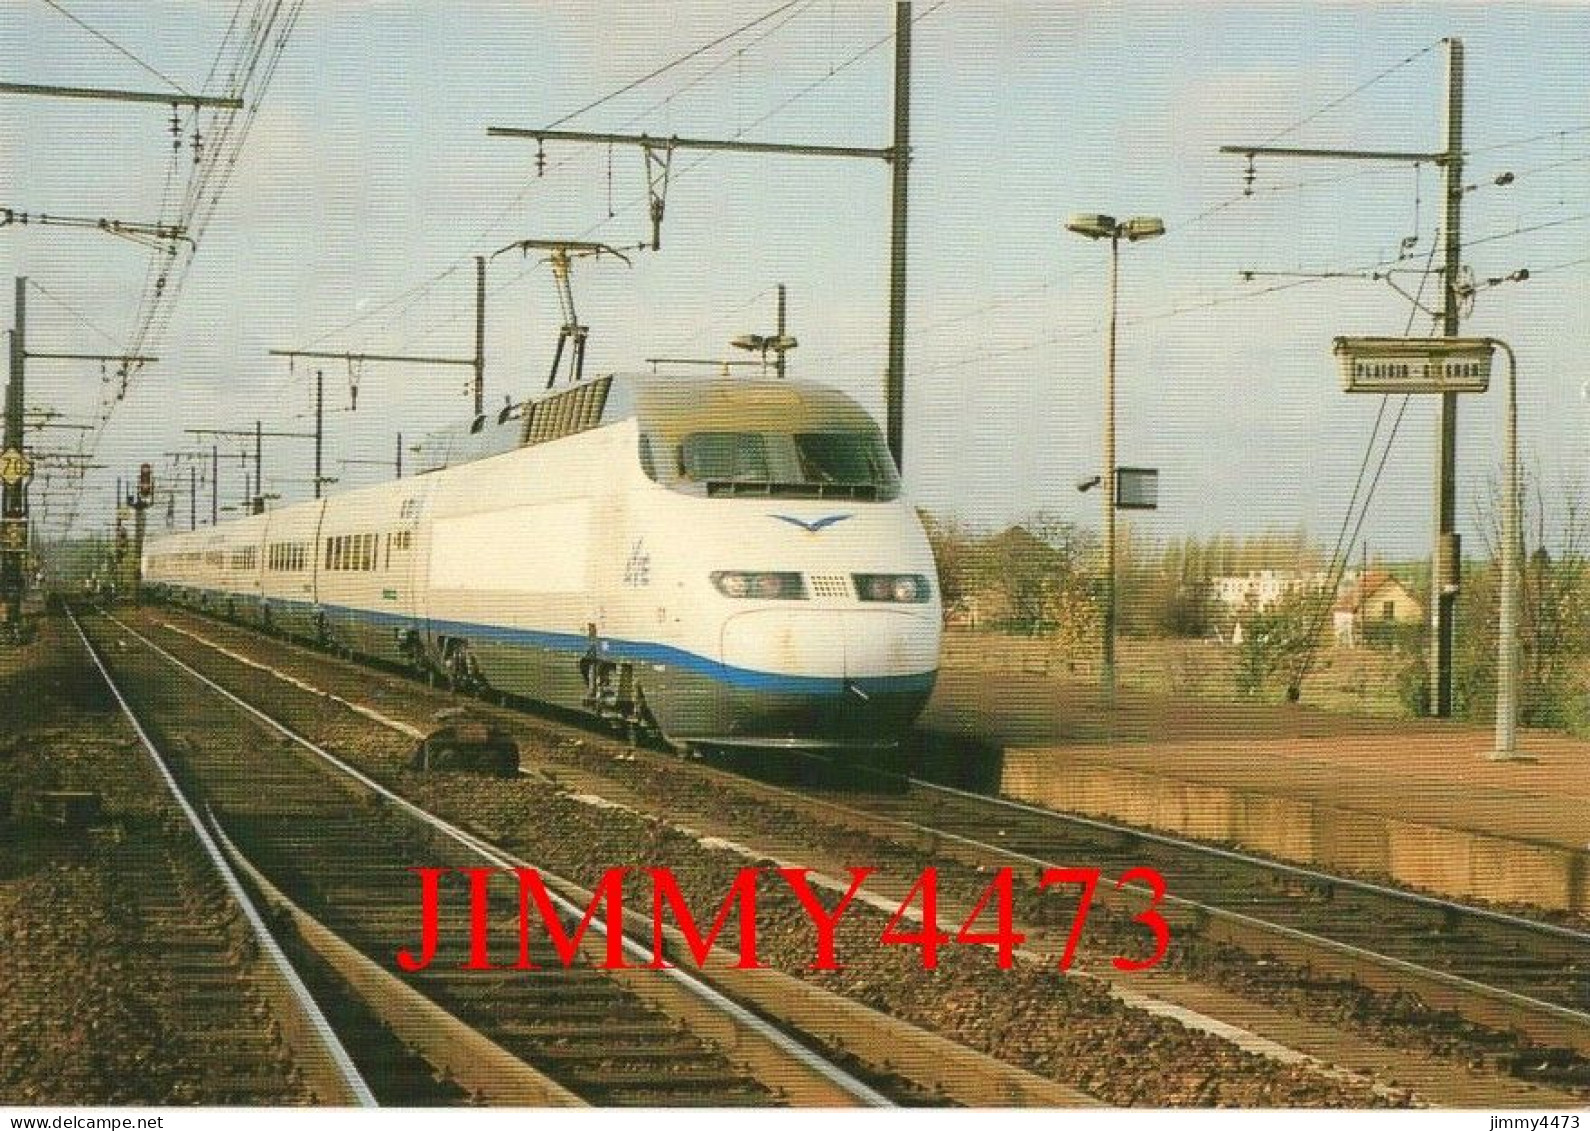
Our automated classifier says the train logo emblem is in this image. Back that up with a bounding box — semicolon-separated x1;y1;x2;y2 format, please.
770;513;853;535
622;539;651;587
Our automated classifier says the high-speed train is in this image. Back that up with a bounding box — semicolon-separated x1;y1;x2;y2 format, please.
143;373;941;750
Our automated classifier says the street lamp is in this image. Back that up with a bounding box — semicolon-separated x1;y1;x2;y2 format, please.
730;333;799;377
1066;212;1165;702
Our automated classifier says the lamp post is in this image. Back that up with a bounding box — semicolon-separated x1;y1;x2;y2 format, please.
730;333;799;378
1066;212;1164;702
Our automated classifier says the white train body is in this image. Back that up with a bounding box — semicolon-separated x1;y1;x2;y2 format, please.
144;374;941;749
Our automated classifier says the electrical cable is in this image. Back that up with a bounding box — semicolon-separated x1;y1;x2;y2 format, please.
1260;40;1439;146
543;2;803;130
35;0;192;95
1285;234;1439;698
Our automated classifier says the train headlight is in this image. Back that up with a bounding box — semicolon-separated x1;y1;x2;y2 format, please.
711;571;808;599
853;573;931;603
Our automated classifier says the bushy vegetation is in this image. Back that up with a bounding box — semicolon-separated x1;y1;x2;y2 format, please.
923;494;1590;736
1231;585;1331;700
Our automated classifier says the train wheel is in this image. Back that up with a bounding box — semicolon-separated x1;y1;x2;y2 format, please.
443;640;481;695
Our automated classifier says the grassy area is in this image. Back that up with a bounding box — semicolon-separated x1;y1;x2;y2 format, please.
940;630;1409;719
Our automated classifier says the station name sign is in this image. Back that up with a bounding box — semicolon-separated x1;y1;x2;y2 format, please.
1333;336;1493;395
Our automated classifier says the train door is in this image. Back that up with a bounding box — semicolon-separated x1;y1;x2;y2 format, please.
395;481;434;673
308;498;328;641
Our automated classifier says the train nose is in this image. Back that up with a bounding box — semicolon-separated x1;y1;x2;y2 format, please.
717;608;939;744
719;608;938;682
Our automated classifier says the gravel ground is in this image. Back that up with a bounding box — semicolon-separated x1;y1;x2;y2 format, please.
0;619;305;1104
139;606;1590;1104
132;612;1404;1106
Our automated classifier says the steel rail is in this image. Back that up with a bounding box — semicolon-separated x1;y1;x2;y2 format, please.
95;609;894;1109
867;782;1590;1032
911;778;1590;948
64;606;377;1107
144;605;1590;1029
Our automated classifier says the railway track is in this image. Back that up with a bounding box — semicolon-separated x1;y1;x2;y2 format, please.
66;605;983;1108
63;609;374;1105
771;757;1590;1059
120;601;1590;1102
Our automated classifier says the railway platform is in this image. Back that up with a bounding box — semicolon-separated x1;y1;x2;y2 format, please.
919;662;1590;915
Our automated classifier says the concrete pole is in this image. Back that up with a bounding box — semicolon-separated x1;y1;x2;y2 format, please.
314;369;324;499
1431;37;1465;717
2;278;26;630
254;420;263;514
1101;234;1120;703
776;283;788;380
1491;339;1520;760
884;0;911;471
474;255;486;417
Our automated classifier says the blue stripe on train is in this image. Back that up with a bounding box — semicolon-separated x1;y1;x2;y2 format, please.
169;587;938;698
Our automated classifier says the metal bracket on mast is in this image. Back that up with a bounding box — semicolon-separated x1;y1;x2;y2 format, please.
643;143;674;251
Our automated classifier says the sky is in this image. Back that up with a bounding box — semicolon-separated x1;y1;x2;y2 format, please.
2;0;1588;563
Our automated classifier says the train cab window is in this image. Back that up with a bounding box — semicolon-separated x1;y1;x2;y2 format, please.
794;432;897;490
664;430;899;500
679;432;771;482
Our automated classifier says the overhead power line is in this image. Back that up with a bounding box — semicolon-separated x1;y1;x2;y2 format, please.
36;0;192;95
544;1;803;130
1261;40;1440;146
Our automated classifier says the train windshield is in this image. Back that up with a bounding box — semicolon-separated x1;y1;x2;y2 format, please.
651;430;900;500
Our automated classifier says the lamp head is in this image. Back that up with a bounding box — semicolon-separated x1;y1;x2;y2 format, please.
1065;213;1116;240
1122;216;1166;242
